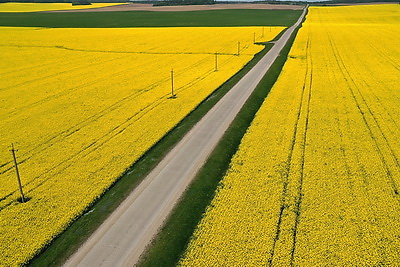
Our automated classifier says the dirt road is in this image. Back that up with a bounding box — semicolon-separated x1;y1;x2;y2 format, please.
64;6;308;267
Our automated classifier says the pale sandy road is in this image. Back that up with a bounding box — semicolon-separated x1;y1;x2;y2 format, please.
64;6;308;267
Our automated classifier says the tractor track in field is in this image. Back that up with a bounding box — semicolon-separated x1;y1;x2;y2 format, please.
290;36;313;265
267;35;312;267
328;32;400;197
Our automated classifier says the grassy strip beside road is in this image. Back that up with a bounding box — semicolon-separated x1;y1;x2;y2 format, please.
0;9;301;28
138;21;303;267
28;42;278;267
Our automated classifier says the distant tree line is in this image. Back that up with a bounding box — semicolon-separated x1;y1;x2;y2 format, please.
1;0;398;4
72;0;91;5
255;1;307;5
0;0;126;3
153;0;215;6
257;0;399;4
313;0;397;4
258;0;398;4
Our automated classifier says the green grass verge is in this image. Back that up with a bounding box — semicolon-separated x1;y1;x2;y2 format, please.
28;42;277;267
0;9;302;28
138;19;303;267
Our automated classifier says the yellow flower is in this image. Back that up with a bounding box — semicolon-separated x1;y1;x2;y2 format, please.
0;3;124;13
180;4;400;266
0;26;283;266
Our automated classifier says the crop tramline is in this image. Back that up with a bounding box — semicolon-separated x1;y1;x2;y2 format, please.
326;30;400;194
268;34;313;266
181;4;400;266
0;26;284;266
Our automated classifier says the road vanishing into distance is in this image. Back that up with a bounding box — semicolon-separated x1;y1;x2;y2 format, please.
65;6;308;267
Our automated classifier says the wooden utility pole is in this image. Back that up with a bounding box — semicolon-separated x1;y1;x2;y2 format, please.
171;69;175;98
215;52;218;72
10;143;25;203
237;41;240;56
262;27;265;38
253;32;256;44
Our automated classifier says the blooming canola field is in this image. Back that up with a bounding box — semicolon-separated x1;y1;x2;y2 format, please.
0;26;283;265
181;4;400;266
0;2;124;13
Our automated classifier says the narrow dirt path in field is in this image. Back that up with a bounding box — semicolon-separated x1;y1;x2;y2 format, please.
64;6;308;267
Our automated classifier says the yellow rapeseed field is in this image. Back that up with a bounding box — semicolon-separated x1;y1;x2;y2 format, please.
0;26;283;265
180;4;400;266
0;3;123;12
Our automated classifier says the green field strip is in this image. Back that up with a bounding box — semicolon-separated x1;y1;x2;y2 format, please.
0;9;302;28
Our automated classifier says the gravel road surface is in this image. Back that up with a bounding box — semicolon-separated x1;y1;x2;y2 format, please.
64;6;308;267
